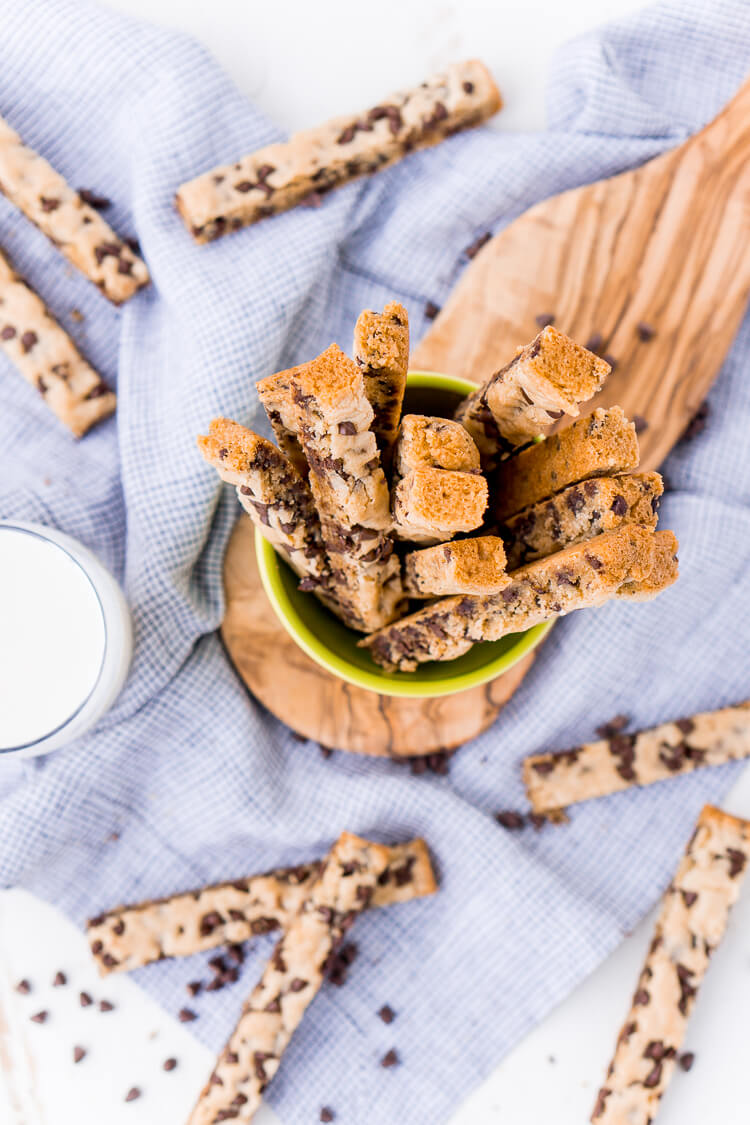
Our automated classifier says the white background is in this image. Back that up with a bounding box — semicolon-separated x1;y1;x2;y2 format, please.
3;1;750;1122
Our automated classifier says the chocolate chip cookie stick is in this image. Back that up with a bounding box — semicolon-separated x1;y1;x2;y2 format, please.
0;116;148;304
361;524;659;672
176;60;502;242
616;528;678;602
455;327;610;470
353;302;409;464
256;364;309;477
525;698;748;818
186;833;394;1125
502;472;663;570
493;406;640;521
393;414;481;476
591;805;750;1125
87;839;435;975
197;418;329;584
392;467;488;544
0;249;115;436
404;536;509;597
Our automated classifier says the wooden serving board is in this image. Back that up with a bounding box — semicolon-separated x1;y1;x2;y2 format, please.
222;75;750;756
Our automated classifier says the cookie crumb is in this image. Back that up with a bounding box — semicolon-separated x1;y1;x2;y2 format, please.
320;1108;335;1122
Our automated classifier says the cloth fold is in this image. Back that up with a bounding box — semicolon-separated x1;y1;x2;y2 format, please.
1;2;749;1122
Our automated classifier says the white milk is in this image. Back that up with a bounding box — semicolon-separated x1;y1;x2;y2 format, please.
0;523;132;757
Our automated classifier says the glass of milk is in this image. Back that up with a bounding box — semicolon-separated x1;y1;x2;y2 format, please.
0;521;132;758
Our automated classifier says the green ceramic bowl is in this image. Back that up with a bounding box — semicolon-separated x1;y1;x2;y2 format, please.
256;371;552;698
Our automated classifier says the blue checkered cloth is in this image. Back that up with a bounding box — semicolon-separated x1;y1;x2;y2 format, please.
1;2;749;1121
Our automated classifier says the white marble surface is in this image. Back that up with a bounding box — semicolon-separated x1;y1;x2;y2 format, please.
4;0;749;1122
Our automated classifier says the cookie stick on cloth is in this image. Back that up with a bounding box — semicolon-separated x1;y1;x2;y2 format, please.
353;301;409;464
493;406;640;521
501;472;663;570
454;327;610;470
524;700;749;820
186;833;394;1125
86;839;436;975
176;60;502;242
0;250;115;436
591;805;750;1125
361;524;659;672
0;117;148;304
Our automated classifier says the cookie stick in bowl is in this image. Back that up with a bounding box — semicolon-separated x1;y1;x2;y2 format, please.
493;406;640;521
454;327;610;470
392;467;488;544
256;364;309;477
186;833;394;1125
87;839;436;975
393;413;481;476
361;525;659;672
176;60;502;242
0;250;115;436
591;806;750;1125
403;536;509;598
353;301;409;464
0;117;148;304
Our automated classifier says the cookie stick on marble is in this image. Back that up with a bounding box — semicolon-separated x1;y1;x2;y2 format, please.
454;327;610;470
86;839;436;975
361;524;658;672
0;249;115;436
502;472;663;570
403;536;509;598
353;301;409;464
176;60;502;242
591;805;750;1125
186;833;394;1125
392;466;488;544
493;406;640;521
0;117;148;304
197;418;329;584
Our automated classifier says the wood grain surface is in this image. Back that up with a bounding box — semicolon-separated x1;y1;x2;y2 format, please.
223;76;750;755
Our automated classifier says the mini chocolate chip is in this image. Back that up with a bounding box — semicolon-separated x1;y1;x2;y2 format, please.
378;1004;395;1024
15;980;31;994
337;421;357;435
633;989;650;1006
528;814;546;830
602;354;617;371
637;322;655;341
40;196;60;212
20;330;38;353
30;1010;48;1023
462;80;474;93
320;1109;335;1123
226;943;245;965
99;1000;114;1012
381;1048;399;1068
73;1046;86;1063
535;313;554;328
1;325;16;339
78;188;111;209
124;1087;141;1102
679;1051;695;1071
531;760;554;775
53;971;67;987
496;810;525;830
595;715;630;739
675;718;695;735
727;848;746;878
112;919;125;935
209;955;227;973
424;300;441;320
163;1057;178;1072
186;981;201;997
611;495;628;517
585;333;604;353
79;991;93;1007
178;1008;196;1022
681;402;709;442
633;415;649;434
681;890;698;907
643;1062;662;1088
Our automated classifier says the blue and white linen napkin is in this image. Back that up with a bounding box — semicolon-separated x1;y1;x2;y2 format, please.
1;2;749;1121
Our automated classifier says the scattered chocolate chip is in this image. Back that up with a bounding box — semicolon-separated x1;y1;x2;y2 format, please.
226;943;245;966
320;744;333;759
595;715;630;739
53;971;67;987
465;231;491;259
727;848;746;878
535;313;555;329
209;955;227;974
381;1048;400;1068
678;1051;695;1071
585;333;604;353
496;810;525;830
602;354;617;371
15;980;31;994
528;813;547;830
186;981;201;997
633;415;649;434
125;237;141;255
178;1008;196;1022
79;991;93;1007
681;401;710;442
636;322;655;342
424;300;441;320
30;1010;48;1023
320;1109;335;1123
124;1087;141;1103
78;188;111;209
163;1057;178;1072
73;1046;86;1064
378;1005;395;1024
99;1000;115;1012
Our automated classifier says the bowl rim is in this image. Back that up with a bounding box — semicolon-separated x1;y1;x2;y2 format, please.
254;370;553;698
